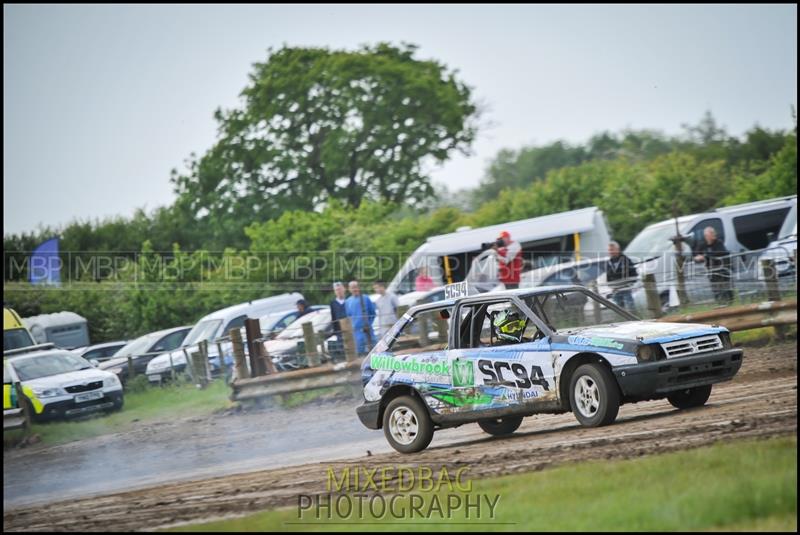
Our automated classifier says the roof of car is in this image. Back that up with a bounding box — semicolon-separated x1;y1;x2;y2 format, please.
405;284;589;315
7;348;75;361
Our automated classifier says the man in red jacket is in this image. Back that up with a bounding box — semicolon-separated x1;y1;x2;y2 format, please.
495;230;522;289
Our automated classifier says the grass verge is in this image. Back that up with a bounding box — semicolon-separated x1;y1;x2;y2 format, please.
7;379;233;447
167;436;797;532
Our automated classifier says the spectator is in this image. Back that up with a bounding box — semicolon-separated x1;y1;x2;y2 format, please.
606;241;638;310
494;231;522;289
345;280;377;355
295;299;310;318
373;281;400;338
328;282;348;361
693;227;734;305
414;266;435;292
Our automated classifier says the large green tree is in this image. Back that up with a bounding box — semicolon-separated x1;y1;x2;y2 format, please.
172;43;478;242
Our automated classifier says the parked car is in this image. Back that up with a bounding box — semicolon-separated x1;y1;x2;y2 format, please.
264;306;331;371
71;341;129;365
759;221;797;280
357;283;743;453
99;326;192;383
4;347;124;421
257;308;306;340
145;293;304;383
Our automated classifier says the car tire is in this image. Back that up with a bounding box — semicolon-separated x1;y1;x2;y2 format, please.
478;416;523;436
569;363;620;427
382;395;434;453
106;395;125;414
667;385;712;409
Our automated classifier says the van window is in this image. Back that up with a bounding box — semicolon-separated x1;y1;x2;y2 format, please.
733;208;791;250
224;315;249;332
688;218;725;250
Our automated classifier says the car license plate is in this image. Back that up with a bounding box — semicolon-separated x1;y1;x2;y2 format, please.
74;391;103;403
148;374;161;382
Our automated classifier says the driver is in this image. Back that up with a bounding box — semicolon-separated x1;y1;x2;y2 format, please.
492;308;527;345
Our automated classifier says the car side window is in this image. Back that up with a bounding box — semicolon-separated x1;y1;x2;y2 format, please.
224;315;248;332
154;331;188;352
689;218;725;251
278;312;299;329
459;300;536;349
384;307;450;354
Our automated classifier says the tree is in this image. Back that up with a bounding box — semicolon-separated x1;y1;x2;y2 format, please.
172;43;478;243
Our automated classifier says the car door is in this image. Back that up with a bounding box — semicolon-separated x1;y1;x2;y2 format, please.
448;297;556;413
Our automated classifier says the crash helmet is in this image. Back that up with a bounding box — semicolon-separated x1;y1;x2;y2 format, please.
492;308;526;343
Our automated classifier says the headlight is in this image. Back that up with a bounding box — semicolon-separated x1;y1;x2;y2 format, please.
32;386;67;398
104;375;121;388
636;344;661;363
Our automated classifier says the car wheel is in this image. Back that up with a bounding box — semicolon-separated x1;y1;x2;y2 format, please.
22;397;45;423
382;395;434;453
667;385;712;409
569;363;620;427
106;395;124;414
478;416;523;436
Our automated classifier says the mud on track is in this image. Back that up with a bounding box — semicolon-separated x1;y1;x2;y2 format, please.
4;342;797;531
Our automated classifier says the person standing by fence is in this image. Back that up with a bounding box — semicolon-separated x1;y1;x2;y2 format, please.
693;226;734;305
345;280;377;355
328;282;348;361
373;281;399;339
606;241;638;310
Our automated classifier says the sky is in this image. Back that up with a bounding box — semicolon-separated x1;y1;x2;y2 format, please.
3;4;797;235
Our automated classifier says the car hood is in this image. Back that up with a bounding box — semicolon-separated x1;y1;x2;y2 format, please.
562;321;726;345
263;338;300;356
23;368;115;389
99;356;134;370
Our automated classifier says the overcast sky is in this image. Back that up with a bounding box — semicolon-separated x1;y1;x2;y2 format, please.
4;4;797;235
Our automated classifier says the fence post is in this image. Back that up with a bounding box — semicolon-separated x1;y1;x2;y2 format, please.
302;321;321;367
15;382;31;432
643;273;662;319
199;340;211;382
230;328;250;380
761;258;786;340
418;314;430;347
182;347;195;382
339;317;358;362
589;281;602;324
244;319;264;377
127;355;136;380
191;351;208;388
216;341;227;383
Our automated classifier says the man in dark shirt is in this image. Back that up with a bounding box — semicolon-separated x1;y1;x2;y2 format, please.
693;227;733;305
606;241;638;310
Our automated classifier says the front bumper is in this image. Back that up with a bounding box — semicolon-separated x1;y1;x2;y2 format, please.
613;348;743;398
38;390;124;421
356;401;381;429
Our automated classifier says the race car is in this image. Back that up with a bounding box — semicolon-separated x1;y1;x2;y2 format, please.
356;283;743;453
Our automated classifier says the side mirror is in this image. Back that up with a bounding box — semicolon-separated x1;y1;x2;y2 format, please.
766;232;776;244
90;359;100;368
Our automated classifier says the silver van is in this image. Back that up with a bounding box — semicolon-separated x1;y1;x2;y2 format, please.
596;195;797;310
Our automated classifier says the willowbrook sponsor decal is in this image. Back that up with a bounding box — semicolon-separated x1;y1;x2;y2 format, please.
370;354;450;376
295;465;502;523
568;335;624;350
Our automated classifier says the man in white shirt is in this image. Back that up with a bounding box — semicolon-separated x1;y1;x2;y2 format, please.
373;281;400;338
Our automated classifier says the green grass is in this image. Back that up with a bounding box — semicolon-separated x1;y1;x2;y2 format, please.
10;379;233;447
731;326;797;346
167;437;797;532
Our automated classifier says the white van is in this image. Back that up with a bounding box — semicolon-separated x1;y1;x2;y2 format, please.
598;195;797;310
386;207;611;295
23;311;90;349
145;293;303;382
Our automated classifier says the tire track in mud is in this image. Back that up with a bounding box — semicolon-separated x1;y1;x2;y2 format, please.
4;342;797;532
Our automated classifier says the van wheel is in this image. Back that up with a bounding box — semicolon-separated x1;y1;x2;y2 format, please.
667;385;712;409
569;363;620;427
478;416;523;436
382;395;434;453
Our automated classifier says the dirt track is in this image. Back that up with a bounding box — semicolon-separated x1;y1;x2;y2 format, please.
3;341;797;531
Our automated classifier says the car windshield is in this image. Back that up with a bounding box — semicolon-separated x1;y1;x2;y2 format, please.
259;311;294;331
524;289;633;332
12;352;93;381
112;333;159;357
4;328;35;351
624;222;681;262
182;319;223;346
277;309;331;339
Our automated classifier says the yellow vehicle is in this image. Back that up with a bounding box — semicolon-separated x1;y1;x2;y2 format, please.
4;307;35;352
